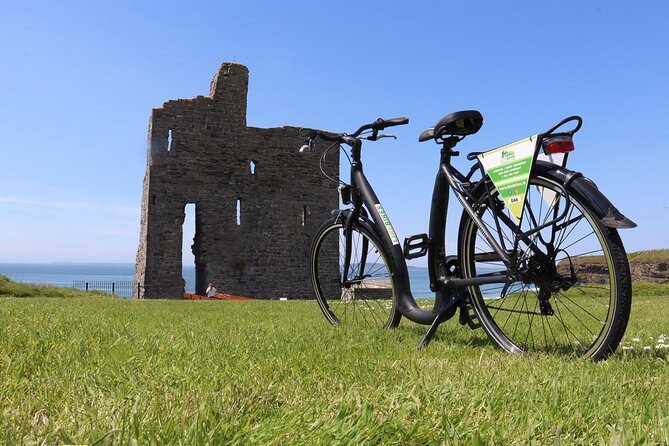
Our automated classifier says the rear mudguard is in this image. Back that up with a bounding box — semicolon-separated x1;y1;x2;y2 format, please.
534;161;636;229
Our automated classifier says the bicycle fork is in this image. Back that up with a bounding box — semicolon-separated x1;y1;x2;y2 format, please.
341;207;370;288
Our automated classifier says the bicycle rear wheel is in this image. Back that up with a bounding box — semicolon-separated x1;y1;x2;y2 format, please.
458;173;631;360
311;216;401;329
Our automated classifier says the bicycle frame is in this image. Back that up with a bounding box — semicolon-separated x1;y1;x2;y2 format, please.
346;139;509;326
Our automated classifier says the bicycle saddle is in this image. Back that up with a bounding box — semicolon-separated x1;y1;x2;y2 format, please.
419;110;484;142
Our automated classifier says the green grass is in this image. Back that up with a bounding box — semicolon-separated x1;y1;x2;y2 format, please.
569;248;669;265
633;282;669;296
0;275;108;299
629;249;669;264
1;280;668;444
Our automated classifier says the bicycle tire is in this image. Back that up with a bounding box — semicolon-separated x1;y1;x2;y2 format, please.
458;172;631;360
310;216;402;329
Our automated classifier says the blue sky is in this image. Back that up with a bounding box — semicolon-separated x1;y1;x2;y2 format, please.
1;0;667;264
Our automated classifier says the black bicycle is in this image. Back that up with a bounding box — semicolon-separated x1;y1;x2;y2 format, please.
300;111;635;360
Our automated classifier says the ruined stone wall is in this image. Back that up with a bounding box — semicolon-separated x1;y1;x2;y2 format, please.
134;63;339;299
630;262;669;283
560;261;669;284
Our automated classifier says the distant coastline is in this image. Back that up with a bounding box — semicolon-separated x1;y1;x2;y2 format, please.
0;263;433;298
0;262;194;295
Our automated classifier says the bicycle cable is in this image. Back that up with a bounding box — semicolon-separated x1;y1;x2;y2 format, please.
319;142;350;187
317;128;379;187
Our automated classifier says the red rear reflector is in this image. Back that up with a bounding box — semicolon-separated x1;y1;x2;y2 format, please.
543;136;574;154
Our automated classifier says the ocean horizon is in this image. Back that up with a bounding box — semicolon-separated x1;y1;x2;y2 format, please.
0;262;434;298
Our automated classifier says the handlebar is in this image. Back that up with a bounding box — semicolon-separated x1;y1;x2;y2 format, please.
299;116;409;145
368;116;409;132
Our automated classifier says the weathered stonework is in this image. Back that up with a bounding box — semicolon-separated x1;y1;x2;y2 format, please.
134;63;338;299
629;262;669;283
560;261;669;284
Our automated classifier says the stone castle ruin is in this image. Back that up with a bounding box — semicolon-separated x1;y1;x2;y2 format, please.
134;63;338;299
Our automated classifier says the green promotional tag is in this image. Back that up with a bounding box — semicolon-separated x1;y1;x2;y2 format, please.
375;204;400;245
478;136;537;223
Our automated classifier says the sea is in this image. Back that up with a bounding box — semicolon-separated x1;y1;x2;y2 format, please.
0;263;434;299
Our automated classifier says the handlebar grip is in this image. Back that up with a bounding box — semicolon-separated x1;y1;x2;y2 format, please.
376;117;409;129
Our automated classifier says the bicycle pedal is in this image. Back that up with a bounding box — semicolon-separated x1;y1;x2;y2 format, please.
403;234;430;260
459;301;482;330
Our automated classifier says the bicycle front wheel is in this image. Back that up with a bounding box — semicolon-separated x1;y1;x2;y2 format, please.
311;216;401;329
458;173;631;360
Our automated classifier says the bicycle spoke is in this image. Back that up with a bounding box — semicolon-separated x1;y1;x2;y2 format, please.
556;290;606;324
540;302;549;348
570;285;611;308
555;205;582;252
555;249;605;262
462;173;629;358
551;296;580;348
481;214;514;248
558;231;597;253
313;222;398;329
553;293;597;340
475;231;499;260
510;286;529;341
366;298;390;325
501;285;525;332
574;285;612;292
521;287;536;349
356;298;373;326
554;214;583;234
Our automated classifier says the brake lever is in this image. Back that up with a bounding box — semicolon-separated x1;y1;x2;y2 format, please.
299;138;314;153
363;134;397;141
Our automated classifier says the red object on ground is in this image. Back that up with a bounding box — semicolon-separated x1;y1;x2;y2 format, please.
183;292;255;301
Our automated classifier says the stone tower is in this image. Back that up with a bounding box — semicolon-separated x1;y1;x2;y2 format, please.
134;63;338;299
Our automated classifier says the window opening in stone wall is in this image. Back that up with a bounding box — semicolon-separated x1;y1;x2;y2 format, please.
182;203;196;294
250;160;256;176
167;128;173;152
302;205;307;226
236;199;241;226
152;194;156;205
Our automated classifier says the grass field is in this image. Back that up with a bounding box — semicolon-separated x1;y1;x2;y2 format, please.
1;277;668;444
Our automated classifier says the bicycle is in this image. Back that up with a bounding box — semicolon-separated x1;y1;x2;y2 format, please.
300;111;636;360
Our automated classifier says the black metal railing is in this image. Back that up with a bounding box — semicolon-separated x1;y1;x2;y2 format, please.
72;280;136;298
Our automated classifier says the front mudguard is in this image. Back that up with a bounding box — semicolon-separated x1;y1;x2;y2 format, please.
534;161;636;229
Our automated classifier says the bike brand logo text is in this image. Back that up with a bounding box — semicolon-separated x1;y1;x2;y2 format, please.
501;150;516;162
